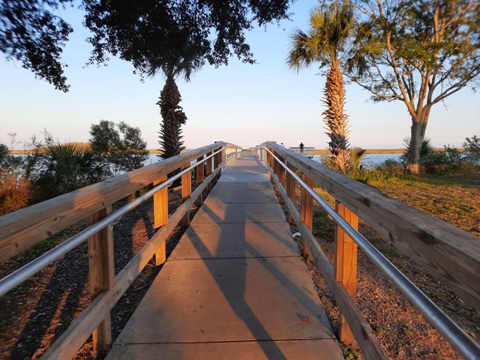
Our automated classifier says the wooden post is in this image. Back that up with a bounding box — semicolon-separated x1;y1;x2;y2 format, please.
87;206;114;353
195;156;205;206
278;155;286;189
206;152;213;191
213;149;220;183
335;201;359;346
286;162;296;224
154;175;168;266
181;164;192;226
300;173;313;260
267;147;273;180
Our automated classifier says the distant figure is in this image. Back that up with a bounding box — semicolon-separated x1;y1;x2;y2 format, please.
281;142;285;147
299;142;304;152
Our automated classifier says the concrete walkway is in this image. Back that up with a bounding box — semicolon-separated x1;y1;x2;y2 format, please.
106;155;343;360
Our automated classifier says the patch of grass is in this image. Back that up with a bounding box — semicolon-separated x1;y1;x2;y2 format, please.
370;173;480;235
312;211;335;241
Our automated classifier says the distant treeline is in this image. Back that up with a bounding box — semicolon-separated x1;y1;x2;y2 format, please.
9;147;465;155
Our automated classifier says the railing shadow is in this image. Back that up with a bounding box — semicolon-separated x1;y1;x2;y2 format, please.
3;198;156;359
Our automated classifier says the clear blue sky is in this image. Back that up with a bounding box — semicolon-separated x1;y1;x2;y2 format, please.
1;1;478;151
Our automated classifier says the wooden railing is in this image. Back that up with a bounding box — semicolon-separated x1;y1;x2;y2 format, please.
0;142;241;359
288;146;315;158
258;142;480;359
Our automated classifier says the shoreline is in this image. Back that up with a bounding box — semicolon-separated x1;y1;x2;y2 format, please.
8;148;457;155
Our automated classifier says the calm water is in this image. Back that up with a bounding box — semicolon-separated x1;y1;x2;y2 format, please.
13;153;403;168
145;153;403;167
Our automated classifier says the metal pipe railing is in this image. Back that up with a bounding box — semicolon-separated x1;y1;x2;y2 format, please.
263;146;480;359
0;148;224;297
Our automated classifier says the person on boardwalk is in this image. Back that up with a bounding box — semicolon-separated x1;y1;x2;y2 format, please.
299;142;304;152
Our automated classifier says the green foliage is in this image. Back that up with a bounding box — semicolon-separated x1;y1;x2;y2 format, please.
463;135;480;163
345;0;480;171
287;2;356;172
26;130;109;202
376;158;406;176
2;1;293;91
84;0;292;76
0;146;31;215
420;145;478;174
89;120;149;174
322;147;388;183
0;143;8;161
402;137;433;161
157;76;188;160
0;0;73;91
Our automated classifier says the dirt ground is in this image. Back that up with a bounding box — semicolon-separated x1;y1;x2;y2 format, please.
0;189;194;360
1;179;479;359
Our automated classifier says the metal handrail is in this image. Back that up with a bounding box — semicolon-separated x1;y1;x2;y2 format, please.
263;146;480;359
0;148;224;298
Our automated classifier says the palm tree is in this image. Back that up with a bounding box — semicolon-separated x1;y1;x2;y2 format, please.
147;47;203;160
287;2;356;173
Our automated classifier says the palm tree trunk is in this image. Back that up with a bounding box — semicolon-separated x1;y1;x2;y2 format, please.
323;62;350;172
157;75;187;159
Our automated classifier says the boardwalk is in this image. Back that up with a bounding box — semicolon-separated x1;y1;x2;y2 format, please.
106;155;343;359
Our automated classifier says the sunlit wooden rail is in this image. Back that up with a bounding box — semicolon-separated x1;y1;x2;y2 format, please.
105;154;343;359
259;141;480;359
1;140;480;359
0;142;241;359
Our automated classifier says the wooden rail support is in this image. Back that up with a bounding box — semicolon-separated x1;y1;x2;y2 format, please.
206;152;213;191
213;149;220;184
182;164;192;226
300;173;313;261
278;155;286;190
87;205;114;354
195;156;205;206
286;162;296;225
267;147;273;180
221;147;226;166
335;201;359;346
153;175;168;266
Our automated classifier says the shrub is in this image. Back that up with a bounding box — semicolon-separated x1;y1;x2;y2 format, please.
26;130;110;202
89;120;149;175
0;168;31;215
0;144;8;161
420;145;478;174
463;135;480;163
0;146;32;214
401;137;433;164
376;159;405;176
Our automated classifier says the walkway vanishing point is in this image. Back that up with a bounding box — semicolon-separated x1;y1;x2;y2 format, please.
106;155;343;360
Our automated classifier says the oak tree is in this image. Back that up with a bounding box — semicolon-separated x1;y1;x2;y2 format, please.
345;0;480;173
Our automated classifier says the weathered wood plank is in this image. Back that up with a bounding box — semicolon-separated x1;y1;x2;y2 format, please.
40;168;221;360
335;201;359;346
181;164;192;226
270;170;388;359
153;175;168;266
195;156;205;206
286;162;296;224
301;173;313;261
87;205;115;353
0;144;222;262
268;142;480;311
